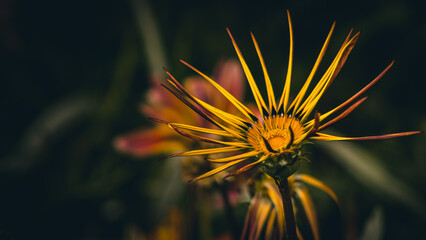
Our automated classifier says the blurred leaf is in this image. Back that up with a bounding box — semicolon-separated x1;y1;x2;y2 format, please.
66;29;139;196
95;29;139;130
132;0;167;78
130;0;183;222
148;158;185;221
0;96;96;174
317;139;426;216
359;206;384;240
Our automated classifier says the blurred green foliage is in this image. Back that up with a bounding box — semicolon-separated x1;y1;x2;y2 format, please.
0;0;425;239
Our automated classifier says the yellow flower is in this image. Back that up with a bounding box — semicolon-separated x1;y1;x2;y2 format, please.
159;11;420;182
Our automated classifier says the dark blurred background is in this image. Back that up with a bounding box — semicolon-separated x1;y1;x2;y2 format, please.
0;0;425;239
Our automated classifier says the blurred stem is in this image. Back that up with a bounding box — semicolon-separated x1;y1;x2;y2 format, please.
219;182;239;240
188;184;199;240
276;178;297;240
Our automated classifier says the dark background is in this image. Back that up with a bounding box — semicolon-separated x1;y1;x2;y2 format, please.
0;0;425;239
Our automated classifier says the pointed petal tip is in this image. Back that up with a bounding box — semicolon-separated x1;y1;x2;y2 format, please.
159;154;171;161
223;168;244;179
179;59;190;66
188;175;205;183
315;131;422;142
388;130;422;137
223;174;233;179
187;175;203;183
226;27;233;38
351;31;361;40
352;32;361;42
163;152;183;159
286;10;292;22
225;164;258;179
160;83;168;89
179;59;193;69
147;117;168;124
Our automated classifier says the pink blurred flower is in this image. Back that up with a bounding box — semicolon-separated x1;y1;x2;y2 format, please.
114;59;245;158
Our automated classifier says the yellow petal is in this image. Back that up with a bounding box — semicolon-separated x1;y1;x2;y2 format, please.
189;157;248;182
317;97;367;132
306;61;394;126
207;151;259;163
225;154;269;177
254;201;272;240
164;78;246;139
241;195;259;240
168;146;242;158
169;125;249;147
310;131;421;142
251;32;276;111
264;181;284;238
298;32;360;122
293;174;339;205
278;10;294;113
264;210;276;240
180;60;258;123
227;28;269;118
290;22;335;114
294;186;320;240
190;96;251;135
169;123;234;137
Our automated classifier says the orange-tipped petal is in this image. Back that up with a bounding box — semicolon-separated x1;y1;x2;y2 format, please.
311;131;421;141
294;186;319;240
293;174;339;204
309;61;394;126
224;154;269;178
317;97;368;132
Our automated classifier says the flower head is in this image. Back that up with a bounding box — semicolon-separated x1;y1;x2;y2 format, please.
159;11;420;182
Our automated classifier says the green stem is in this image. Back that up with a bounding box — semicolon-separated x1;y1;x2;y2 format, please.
276;178;297;240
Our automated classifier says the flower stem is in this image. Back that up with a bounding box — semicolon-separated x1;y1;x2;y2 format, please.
276;178;297;240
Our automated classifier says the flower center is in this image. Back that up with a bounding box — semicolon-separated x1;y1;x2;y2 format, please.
264;129;291;151
246;115;305;154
